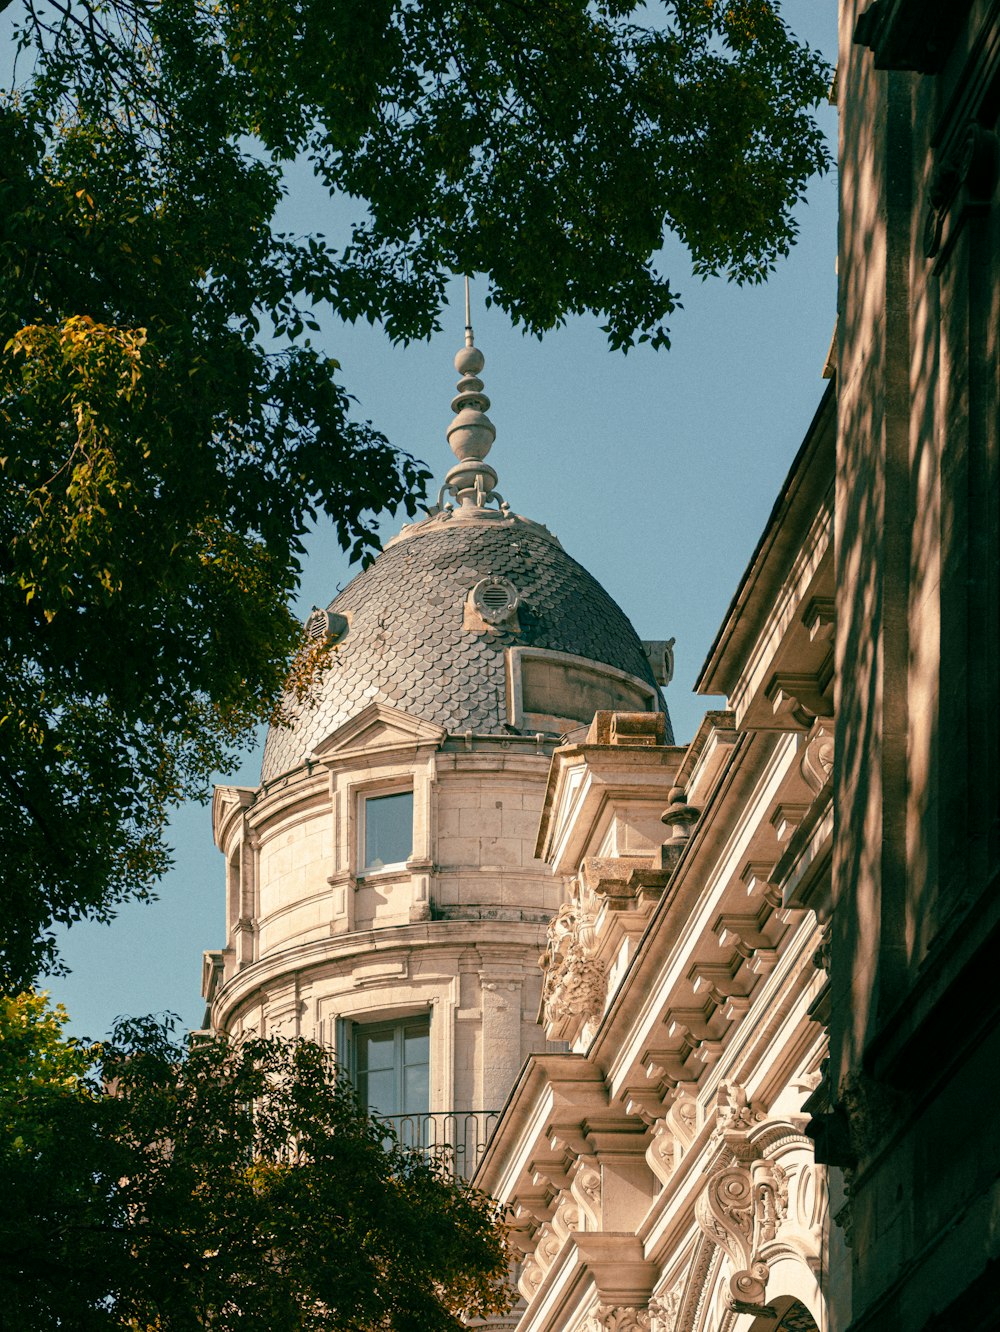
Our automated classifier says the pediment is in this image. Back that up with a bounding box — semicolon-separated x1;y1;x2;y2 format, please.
211;784;255;846
311;702;446;762
551;762;588;853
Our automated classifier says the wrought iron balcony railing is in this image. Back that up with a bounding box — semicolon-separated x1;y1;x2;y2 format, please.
382;1109;500;1178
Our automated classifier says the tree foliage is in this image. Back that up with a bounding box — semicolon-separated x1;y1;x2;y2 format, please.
0;0;830;988
0;994;511;1330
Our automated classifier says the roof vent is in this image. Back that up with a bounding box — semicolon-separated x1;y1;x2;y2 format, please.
471;575;520;626
304;608;349;646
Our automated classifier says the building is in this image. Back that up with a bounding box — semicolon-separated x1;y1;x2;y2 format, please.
476;386;841;1332
203;0;1000;1325
818;1;1000;1327
202;322;675;1173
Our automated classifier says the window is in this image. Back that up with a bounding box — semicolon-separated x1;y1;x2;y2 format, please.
361;789;413;873
354;1017;430;1120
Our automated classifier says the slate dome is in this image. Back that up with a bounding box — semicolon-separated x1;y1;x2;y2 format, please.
261;514;671;782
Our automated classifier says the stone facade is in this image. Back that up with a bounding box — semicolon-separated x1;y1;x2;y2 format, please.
478;392;840;1332
201;6;1000;1322
820;1;1000;1327
206;715;562;1127
474;3;1000;1326
203;327;673;1169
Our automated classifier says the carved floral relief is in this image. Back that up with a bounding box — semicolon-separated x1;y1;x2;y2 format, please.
540;879;606;1038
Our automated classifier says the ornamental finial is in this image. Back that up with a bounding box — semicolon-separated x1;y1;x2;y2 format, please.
441;277;505;514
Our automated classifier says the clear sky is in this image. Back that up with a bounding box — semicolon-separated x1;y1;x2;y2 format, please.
46;1;839;1039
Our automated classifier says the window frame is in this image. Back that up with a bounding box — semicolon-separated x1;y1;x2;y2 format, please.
349;1013;431;1121
357;785;414;876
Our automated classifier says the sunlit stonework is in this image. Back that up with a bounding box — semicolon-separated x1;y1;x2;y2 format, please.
204;1;1000;1319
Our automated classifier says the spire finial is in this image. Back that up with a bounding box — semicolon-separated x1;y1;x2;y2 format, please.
464;274;474;349
441;277;505;515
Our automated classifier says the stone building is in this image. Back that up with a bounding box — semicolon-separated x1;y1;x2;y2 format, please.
203;0;1000;1326
477;387;840;1332
203;323;674;1171
816;0;1000;1327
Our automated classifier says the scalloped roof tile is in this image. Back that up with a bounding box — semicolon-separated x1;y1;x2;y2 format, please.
261;516;672;781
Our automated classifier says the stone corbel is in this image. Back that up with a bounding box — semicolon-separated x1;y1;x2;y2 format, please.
665;1008;727;1067
642;1049;697;1092
716;915;780;976
534;1222;563;1272
740;861;782;910
799;721;835;796
644;1089;700;1186
765;660;834;730
512;1191;554;1228
801;596;834;644
552;1193;581;1241
529;1153;571;1195
690;962;752;1020
517;1255;544;1304
569;1154;603;1228
645;1119;678;1185
694;1085;788;1315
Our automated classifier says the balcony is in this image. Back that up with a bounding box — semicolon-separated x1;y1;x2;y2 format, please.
383;1110;500;1178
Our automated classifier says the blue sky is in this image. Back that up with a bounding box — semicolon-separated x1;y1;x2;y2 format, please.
46;1;839;1039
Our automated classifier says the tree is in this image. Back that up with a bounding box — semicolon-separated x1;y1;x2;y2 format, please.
0;994;511;1330
0;0;831;988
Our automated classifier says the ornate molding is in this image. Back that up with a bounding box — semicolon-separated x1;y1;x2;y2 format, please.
648;1285;683;1332
540;881;606;1038
694;1085;789;1313
586;1306;651;1332
800;721;834;795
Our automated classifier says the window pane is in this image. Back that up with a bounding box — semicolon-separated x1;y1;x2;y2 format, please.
359;1029;394;1073
403;1063;429;1116
363;1068;396;1118
402;1025;429;1067
364;791;413;869
354;1016;429;1120
402;1023;429;1115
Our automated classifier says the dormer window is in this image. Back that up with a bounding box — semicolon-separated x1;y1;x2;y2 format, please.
361;789;413;873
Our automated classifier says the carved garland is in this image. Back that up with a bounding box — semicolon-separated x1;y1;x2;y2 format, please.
540;883;607;1035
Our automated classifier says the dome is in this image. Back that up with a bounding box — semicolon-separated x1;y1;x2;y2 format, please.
261;513;672;782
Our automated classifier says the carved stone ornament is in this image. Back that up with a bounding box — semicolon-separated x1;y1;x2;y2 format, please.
518;1255;543;1303
695;1085;788;1310
716;1082;764;1142
570;1155;602;1227
648;1285;683;1332
540;881;606;1035
837;1069;907;1165
586;1306;651;1332
800;722;834;795
646;1119;677;1185
670;1091;699;1145
552;1194;581;1239
645;1092;700;1185
534;1222;562;1272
